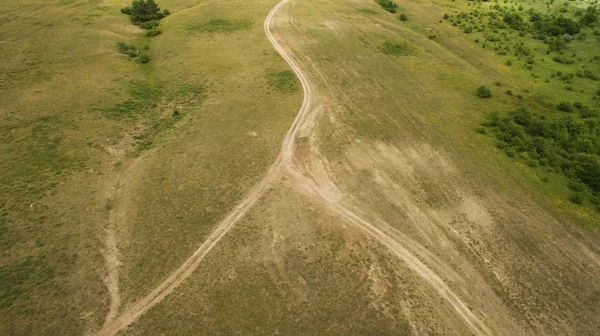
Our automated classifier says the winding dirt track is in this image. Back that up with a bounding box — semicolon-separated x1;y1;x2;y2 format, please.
95;1;491;335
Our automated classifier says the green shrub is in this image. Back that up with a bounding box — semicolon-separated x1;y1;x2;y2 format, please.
146;29;161;37
139;54;150;63
139;19;160;29
476;85;492;98
377;0;398;13
510;108;532;126
557;101;573;112
570;193;584;204
399;14;408;21
163;8;170;16
568;180;587;192
117;42;138;57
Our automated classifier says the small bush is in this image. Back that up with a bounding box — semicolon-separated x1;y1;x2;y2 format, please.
139;54;150;63
568;180;587;192
117;42;138;57
569;194;584;204
476;85;492;98
399;14;408;21
146;29;161;37
163;8;170;16
377;0;397;13
556;101;573;112
139;20;160;29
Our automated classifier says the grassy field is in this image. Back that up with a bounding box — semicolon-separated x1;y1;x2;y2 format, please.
2;0;600;334
267;0;600;333
0;0;147;333
114;0;301;306
1;0;298;334
120;0;600;334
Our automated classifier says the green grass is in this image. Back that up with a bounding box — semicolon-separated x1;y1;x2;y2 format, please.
266;69;299;93
2;0;600;334
187;18;252;33
380;40;414;56
0;0;247;334
115;0;301;309
124;186;413;336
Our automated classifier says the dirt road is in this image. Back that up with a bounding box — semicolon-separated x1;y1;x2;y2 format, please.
94;1;491;335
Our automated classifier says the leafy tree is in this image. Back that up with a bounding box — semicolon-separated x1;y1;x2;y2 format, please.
121;0;165;25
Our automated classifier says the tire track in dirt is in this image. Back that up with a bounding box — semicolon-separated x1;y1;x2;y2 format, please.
94;1;491;335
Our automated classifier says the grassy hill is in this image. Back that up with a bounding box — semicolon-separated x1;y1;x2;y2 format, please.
1;0;599;335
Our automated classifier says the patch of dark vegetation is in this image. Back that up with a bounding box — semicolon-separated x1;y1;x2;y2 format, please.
145;29;161;37
267;70;299;93
444;1;599;97
187;19;252;34
377;0;398;14
482;103;600;204
447;0;600;211
476;85;493;98
380;40;413;56
139;19;160;30
117;42;139;57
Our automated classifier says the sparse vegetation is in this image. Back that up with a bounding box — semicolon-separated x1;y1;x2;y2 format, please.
380;40;413;56
187;19;252;33
267;70;299;93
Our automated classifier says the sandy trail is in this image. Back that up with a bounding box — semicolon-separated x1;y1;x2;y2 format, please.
94;1;491;335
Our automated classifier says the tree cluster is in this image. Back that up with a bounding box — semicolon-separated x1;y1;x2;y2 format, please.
377;0;398;14
121;0;169;25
